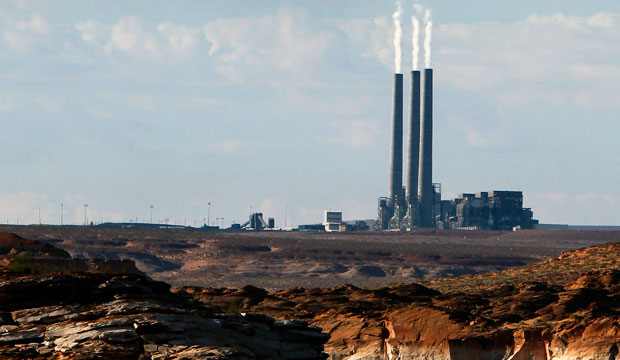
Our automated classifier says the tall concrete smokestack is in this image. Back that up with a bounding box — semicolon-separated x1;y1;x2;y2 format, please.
417;68;433;227
407;70;421;214
388;73;404;209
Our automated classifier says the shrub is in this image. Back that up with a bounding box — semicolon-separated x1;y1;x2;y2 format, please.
6;255;57;274
7;254;40;274
227;300;242;313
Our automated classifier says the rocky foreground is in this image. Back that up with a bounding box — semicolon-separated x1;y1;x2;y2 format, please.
0;233;329;359
180;243;620;359
1;231;619;359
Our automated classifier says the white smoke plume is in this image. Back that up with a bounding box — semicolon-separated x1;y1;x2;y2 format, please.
411;4;422;70
392;0;403;73
423;8;432;68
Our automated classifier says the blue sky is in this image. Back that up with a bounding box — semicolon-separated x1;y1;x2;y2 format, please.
1;0;619;226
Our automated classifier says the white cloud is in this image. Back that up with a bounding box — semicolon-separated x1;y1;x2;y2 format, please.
60;194;125;225
108;16;161;59
602;195;616;205
158;22;199;55
328;119;382;149
462;126;506;149
75;20;107;46
440;23;471;39
17;13;47;33
55;41;94;65
76;17;200;61
203;9;335;74
299;206;323;225
587;12;616;28
435;12;620;109
0;192;50;225
2;13;49;51
0;92;59;112
575;193;595;202
0;192;126;225
525;12;617;30
258;198;287;225
338;16;393;70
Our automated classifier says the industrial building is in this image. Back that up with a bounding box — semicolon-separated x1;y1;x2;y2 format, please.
240;213;275;231
438;191;536;230
376;68;535;231
323;211;343;232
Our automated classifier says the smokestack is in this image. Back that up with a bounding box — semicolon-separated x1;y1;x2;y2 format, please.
417;68;433;227
407;71;421;209
388;73;404;208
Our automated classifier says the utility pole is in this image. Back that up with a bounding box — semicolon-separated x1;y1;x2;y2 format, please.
38;207;41;225
83;204;88;226
60;203;63;226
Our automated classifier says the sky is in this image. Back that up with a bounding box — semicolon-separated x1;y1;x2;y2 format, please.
1;0;619;227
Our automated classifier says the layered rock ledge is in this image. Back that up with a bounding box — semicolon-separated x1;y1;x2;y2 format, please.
0;233;329;359
0;273;328;359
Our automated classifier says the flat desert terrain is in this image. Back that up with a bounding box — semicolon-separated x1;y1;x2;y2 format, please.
1;225;618;290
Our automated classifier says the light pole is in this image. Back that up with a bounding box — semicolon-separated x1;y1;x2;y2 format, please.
208;202;211;226
150;205;154;224
83;204;88;226
221;217;225;228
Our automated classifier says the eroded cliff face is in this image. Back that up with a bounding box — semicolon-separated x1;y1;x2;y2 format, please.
182;243;620;360
0;273;329;359
0;233;330;359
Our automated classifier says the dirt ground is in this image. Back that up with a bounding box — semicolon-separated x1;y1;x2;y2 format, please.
1;225;618;290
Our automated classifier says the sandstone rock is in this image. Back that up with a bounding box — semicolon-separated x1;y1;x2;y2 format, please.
0;327;44;344
0;233;70;259
182;242;620;360
12;304;80;324
0;271;329;359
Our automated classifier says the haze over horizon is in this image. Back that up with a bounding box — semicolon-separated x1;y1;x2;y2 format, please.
1;0;619;227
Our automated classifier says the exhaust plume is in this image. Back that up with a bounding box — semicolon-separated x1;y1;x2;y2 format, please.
411;16;420;70
393;0;403;73
423;8;432;68
412;4;422;70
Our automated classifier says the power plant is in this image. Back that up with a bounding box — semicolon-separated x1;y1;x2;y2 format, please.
221;6;536;233
377;68;434;230
376;68;535;231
